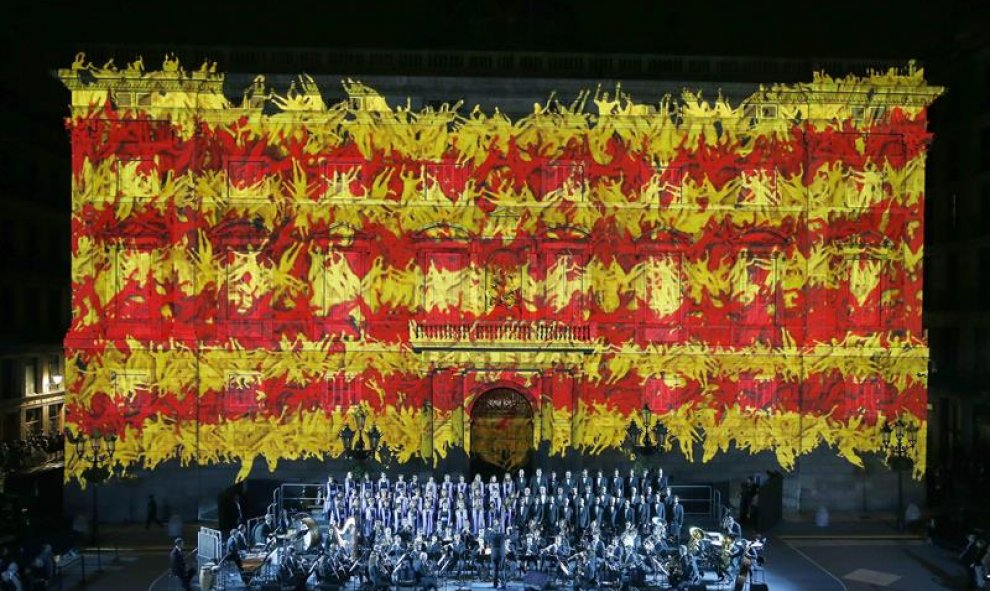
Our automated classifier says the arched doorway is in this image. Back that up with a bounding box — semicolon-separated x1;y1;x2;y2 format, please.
470;388;534;478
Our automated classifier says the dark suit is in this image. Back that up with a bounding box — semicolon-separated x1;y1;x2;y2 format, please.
671;503;684;541
486;529;507;587
170;546;193;591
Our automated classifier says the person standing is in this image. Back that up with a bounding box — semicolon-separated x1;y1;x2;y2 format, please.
671;496;684;543
169;538;194;591
486;523;507;589
146;494;164;529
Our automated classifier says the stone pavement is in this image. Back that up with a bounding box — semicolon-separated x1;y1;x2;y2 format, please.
774;512;968;591
52;523;200;591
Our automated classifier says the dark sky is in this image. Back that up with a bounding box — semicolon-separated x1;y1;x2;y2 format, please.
1;0;986;143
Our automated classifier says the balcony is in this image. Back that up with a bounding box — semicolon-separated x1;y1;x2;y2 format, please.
409;320;596;352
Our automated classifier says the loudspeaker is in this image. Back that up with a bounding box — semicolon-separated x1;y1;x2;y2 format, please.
749;584;770;591
522;571;550;590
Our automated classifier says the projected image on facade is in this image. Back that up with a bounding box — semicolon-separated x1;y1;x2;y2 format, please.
59;55;940;484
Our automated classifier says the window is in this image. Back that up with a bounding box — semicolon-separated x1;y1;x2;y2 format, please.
424;163;470;204
421;250;472;313
324;373;357;410
227;158;270;202
736;169;779;207
24;359;38;396
116;155;161;202
317;249;367;322
639;254;683;325
737;375;775;411
112;369;151;403
542;162;584;201
0;360;14;400
225;250;272;323
650;373;685;412
840;255;885;329
546;251;586;319
485;250;523;312
642;166;683;206
224;371;261;416
852;377;886;423
323;159;364;200
733;252;778;327
113;248;158;323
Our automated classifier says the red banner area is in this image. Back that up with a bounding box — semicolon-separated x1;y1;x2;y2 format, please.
59;56;939;482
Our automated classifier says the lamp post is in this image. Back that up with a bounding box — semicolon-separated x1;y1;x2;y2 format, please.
623;405;669;458
339;407;381;471
65;429;116;576
879;417;919;532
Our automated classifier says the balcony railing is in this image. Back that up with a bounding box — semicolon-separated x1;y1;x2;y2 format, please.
409;320;595;351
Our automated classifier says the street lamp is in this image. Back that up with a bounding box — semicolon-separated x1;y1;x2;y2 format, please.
624;405;669;457
339;407;380;465
65;428;116;575
879;417;919;532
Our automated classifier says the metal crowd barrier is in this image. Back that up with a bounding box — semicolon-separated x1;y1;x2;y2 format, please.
198;526;223;564
669;484;720;522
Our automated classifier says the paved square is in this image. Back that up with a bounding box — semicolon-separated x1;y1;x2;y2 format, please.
844;568;902;586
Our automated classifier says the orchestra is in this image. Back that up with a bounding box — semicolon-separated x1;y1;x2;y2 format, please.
214;467;767;590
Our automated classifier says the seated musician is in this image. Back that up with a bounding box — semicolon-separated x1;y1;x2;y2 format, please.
577;552;599;590
413;550;438;590
367;552;389;590
520;532;540;574
251;514;274;548
450;532;466;576
676;544;701;589
277;546;305;590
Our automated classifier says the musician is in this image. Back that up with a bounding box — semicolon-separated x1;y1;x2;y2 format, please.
471;474;485;501
626;467;640;494
425;475;438;499
674;544;701;590
449;532;467;577
375;472;390;495
515;469;528;498
251;514;274;547
636;494;651;531
277;546;306;590
548;471;560;496
561;498;575;534
502;472;515;499
438;497;452;531
471;498;486;535
534;488;549;527
420;498;436;537
519;533;539;574
454;499;469;533
568;469;583;495
611;469;624;498
486;500;499;532
367;551;388;590
169;538;194;591
575;497;590;532
413;550;438;590
724;514;743;538
394;473;407;496
656;467;669;491
456;474;469;501
486;523;508;589
671;495;684;542
500;496;515;531
577;551;599;590
222;528;247;584
548;495;561;530
440;474;453;499
592;470;605;495
606;496;621;532
530;469;546;496
517;488;532;528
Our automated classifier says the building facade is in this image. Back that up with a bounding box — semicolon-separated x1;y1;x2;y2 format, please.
0;73;70;445
59;55;939;517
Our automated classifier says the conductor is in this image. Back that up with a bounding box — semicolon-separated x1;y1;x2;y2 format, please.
486;522;507;589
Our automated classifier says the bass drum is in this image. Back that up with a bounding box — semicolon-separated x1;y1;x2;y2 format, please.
300;516;322;551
